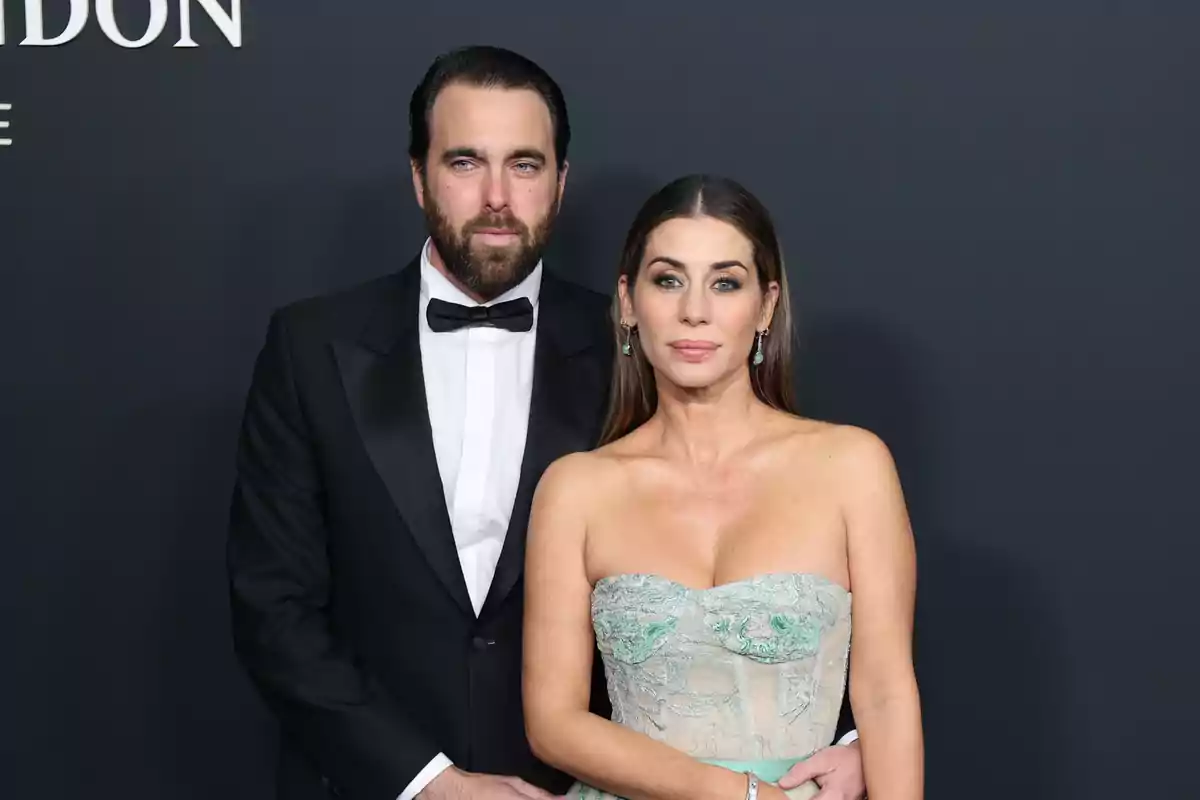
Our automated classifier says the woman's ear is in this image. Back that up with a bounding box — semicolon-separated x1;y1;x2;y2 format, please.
760;280;781;330
617;274;636;326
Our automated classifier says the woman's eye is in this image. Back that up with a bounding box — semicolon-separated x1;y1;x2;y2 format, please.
714;277;742;291
654;274;682;288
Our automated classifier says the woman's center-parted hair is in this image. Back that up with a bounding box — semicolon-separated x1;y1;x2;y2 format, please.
597;174;798;446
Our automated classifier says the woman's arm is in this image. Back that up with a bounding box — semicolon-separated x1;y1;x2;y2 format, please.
839;428;924;800
522;455;773;800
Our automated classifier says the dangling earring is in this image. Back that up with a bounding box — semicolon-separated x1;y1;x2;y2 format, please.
621;322;634;356
752;328;767;366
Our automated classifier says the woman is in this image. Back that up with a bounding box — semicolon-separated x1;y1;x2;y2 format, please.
522;175;923;800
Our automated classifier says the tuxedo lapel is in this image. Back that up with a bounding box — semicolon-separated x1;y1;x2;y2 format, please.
332;262;474;616
480;275;611;619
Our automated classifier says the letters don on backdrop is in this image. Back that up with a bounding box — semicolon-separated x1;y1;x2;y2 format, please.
0;0;242;48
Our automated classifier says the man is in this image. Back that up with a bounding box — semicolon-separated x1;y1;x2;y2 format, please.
228;45;866;800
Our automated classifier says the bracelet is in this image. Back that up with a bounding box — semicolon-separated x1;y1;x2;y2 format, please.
743;771;759;800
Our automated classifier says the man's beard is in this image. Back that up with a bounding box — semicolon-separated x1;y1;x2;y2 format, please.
423;189;558;302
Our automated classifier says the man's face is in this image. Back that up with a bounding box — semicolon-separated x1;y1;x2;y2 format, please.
412;83;567;301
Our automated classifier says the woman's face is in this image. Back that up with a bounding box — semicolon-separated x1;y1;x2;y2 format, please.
619;215;779;393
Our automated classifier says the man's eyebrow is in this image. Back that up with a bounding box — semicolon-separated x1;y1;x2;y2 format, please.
509;149;547;164
441;147;482;163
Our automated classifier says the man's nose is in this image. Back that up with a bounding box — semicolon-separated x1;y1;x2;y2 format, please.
482;168;511;211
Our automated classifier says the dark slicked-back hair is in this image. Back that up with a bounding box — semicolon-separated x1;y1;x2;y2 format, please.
408;45;570;171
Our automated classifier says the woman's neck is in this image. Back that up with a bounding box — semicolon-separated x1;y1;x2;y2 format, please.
649;372;765;466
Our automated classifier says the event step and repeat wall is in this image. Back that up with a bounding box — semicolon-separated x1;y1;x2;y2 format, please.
1;3;1196;798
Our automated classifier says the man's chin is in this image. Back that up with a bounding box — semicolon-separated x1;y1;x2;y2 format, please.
472;248;531;280
477;269;528;297
470;240;522;262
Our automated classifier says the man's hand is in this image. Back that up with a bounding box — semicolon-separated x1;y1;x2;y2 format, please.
777;741;866;800
420;767;560;800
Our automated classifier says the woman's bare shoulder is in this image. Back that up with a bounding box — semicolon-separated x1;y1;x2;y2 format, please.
535;446;628;507
774;414;896;472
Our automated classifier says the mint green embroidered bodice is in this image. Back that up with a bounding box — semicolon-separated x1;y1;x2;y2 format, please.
591;572;852;763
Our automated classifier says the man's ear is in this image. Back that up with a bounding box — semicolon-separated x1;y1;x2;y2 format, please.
410;158;426;210
556;159;570;205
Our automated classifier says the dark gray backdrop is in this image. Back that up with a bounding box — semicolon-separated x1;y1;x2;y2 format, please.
1;2;1196;798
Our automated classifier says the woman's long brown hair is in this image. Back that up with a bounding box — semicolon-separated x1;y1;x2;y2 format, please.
597;174;798;446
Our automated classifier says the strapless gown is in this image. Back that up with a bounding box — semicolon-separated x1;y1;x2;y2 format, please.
566;572;852;800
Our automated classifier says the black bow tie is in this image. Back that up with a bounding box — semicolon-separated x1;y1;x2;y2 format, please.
426;297;534;333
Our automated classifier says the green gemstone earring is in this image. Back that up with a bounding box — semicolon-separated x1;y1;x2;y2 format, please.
621;322;634;356
752;329;767;366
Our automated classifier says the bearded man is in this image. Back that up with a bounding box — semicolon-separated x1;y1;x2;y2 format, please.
226;45;611;800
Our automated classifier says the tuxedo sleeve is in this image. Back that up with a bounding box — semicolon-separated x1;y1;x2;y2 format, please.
835;674;857;742
227;310;438;800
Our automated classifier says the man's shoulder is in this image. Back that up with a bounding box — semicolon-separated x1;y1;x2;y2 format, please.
542;269;611;314
540;270;613;355
270;265;413;341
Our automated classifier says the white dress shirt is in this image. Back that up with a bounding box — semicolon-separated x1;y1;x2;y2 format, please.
399;239;540;800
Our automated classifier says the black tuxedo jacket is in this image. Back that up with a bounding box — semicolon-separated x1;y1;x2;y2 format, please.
228;259;613;800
